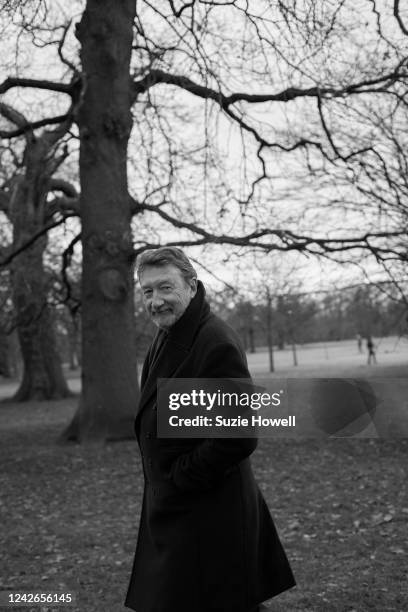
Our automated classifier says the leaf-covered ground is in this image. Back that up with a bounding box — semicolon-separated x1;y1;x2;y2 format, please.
0;382;407;611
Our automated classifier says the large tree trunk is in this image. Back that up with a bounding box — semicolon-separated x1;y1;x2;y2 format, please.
66;312;81;370
0;328;11;378
12;241;71;400
9;152;71;402
63;0;139;441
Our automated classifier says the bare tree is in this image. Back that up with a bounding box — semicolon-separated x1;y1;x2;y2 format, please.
0;103;79;400
1;0;407;440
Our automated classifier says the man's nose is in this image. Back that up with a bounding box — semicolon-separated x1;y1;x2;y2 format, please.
151;292;165;308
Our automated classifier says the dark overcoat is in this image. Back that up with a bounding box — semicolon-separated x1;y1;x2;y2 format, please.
125;282;295;612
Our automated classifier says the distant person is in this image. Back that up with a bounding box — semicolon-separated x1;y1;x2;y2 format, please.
356;333;363;353
125;246;295;612
366;336;377;365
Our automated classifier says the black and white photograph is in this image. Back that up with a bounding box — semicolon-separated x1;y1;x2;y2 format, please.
0;1;407;611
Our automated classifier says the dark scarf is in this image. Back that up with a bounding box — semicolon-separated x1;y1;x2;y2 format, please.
149;280;209;363
166;280;210;348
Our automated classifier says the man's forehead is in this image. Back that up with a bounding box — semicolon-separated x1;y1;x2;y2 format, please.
139;264;183;286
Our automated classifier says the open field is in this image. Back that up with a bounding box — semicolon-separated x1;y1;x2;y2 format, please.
247;335;408;378
1;338;407;611
1;336;407;402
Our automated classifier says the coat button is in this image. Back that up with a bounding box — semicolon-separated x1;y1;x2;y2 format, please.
146;432;151;439
148;459;153;466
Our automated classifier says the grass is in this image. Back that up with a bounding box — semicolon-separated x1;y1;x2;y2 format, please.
1;356;407;611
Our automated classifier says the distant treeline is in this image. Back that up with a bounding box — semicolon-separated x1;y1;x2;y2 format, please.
130;282;407;357
211;284;408;352
1;282;407;378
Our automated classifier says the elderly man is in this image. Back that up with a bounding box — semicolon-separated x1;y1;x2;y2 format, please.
125;247;295;612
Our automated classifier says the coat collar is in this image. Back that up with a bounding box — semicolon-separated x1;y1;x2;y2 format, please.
136;281;210;420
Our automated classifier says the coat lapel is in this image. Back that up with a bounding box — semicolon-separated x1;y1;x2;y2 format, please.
136;337;189;418
136;281;210;421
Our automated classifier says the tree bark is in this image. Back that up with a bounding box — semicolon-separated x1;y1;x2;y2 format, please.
266;290;274;373
291;340;298;367
66;312;81;370
0;328;11;378
63;0;139;441
248;327;255;353
12;246;71;400
8;146;71;401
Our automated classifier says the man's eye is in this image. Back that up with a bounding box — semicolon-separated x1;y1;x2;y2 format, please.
161;286;172;291
143;290;152;297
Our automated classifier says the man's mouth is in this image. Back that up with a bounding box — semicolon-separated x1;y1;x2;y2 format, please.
152;309;172;316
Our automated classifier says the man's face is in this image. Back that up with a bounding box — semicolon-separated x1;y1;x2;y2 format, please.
139;264;197;330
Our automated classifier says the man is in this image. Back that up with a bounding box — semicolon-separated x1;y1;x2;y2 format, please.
125;247;295;612
366;336;377;365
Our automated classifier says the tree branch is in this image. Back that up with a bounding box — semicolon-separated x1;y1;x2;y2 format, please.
394;0;408;36
61;232;82;314
130;197;406;259
168;0;196;18
0;213;77;268
0;77;73;96
317;94;341;158
0;113;71;139
0;188;10;214
132;66;408;105
46;195;80;219
57;20;78;73
0;102;28;129
47;178;78;198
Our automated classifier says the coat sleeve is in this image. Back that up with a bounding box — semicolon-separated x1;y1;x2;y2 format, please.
170;341;258;492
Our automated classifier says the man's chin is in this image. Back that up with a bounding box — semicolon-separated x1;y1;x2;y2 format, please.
152;313;175;330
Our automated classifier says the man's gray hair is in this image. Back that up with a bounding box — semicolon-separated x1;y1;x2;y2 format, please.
136;247;197;283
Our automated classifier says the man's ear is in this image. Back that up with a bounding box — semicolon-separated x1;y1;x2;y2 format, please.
190;277;198;296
